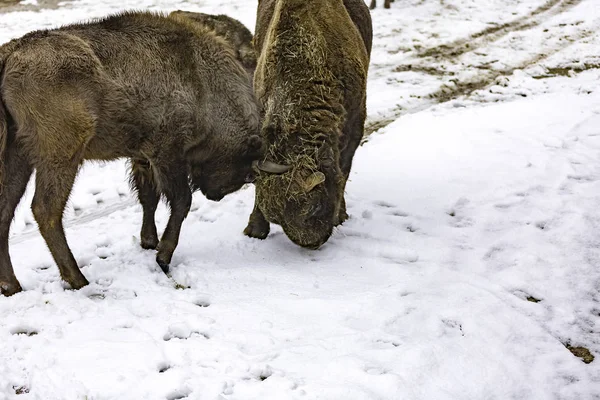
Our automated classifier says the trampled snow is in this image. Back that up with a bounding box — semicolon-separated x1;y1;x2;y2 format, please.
0;0;599;399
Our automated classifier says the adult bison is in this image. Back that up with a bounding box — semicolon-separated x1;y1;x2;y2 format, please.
244;0;372;249
369;0;395;9
0;11;263;296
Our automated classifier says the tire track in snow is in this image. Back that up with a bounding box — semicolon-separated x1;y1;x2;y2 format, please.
364;1;596;136
415;0;584;59
10;198;138;245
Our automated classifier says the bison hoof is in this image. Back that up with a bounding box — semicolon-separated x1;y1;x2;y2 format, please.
336;210;349;226
156;258;170;274
66;274;89;290
141;237;159;250
243;222;270;240
0;279;23;297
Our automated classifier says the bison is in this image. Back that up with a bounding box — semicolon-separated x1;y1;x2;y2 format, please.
0;11;264;296
369;0;395;9
244;0;372;249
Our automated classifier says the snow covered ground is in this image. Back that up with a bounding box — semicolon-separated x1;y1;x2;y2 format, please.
1;0;600;399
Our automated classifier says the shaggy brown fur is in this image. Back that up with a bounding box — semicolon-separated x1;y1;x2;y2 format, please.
0;11;263;296
244;0;372;249
369;0;395;9
170;10;256;76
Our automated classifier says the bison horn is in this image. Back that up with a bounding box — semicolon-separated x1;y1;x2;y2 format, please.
303;172;326;192
253;160;291;174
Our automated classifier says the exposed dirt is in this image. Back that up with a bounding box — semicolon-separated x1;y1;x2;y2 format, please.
532;62;600;79
415;0;584;60
0;0;72;13
566;344;595;364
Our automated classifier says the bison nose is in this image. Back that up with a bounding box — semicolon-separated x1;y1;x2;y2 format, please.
206;190;224;202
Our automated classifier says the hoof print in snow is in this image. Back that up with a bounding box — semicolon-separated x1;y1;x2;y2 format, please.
250;365;273;382
10;327;38;336
565;344;594;364
375;339;401;347
442;319;465;336
390;210;408;217
158;363;171;373
374;200;395;208
95;246;112;259
361;209;373;219
405;224;418;233
166;389;190;400
535;221;548;230
13;386;29;395
88;292;105;300
526;295;541;303
164;328;209;342
194;299;210;308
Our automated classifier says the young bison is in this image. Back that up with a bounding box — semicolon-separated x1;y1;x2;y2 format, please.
244;0;372;249
0;11;263;296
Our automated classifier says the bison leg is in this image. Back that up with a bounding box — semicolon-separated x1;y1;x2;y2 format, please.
32;164;89;290
369;0;376;9
130;159;160;250
243;192;270;239
384;0;391;8
155;168;191;274
0;142;33;296
337;103;367;226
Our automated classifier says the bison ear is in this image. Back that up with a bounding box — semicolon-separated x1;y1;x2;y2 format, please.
303;172;326;192
246;135;264;156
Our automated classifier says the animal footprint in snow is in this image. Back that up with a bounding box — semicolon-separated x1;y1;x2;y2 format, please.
372;200;409;217
447;198;474;227
163;323;209;341
10;326;38;336
441;319;464;336
249;364;274;381
166;388;191;400
374;200;395;208
194;296;211;308
378;244;419;264
157;362;171;373
95;246;112;259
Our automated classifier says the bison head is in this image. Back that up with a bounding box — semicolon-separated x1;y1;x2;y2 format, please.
184;41;263;202
255;143;343;249
187;134;264;201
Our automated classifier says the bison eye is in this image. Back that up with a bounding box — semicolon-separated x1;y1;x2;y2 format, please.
244;172;256;183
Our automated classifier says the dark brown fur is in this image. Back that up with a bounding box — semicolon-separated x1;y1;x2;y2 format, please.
369;0;395;9
0;11;263;296
244;0;372;249
170;10;257;76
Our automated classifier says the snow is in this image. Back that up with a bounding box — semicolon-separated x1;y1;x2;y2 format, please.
1;0;600;399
